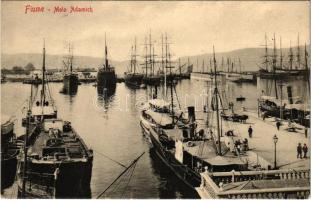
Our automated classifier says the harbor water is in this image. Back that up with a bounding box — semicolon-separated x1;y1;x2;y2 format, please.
1;77;309;198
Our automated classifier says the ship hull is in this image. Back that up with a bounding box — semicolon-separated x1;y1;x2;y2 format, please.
23;78;42;85
1;152;18;190
124;73;144;88
1;120;19;190
147;127;201;189
258;69;308;79
61;74;79;94
142;76;161;86
17;158;93;198
97;70;116;95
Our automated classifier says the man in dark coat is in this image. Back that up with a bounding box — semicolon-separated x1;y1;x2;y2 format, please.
297;143;302;159
248;126;253;138
276;121;281;131
303;144;308;158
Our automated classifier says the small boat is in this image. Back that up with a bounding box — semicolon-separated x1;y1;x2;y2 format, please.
236;96;246;101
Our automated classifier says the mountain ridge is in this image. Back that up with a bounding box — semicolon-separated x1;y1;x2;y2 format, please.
2;45;309;74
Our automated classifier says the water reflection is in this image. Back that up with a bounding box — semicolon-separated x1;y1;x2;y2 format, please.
148;148;199;199
97;86;116;112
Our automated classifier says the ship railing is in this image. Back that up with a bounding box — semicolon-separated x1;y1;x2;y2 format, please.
220;187;310;199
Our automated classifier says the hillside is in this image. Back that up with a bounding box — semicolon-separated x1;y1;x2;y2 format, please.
2;45;309;75
180;45;309;72
1;53;129;75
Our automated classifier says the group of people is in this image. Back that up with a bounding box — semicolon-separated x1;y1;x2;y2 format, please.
297;143;308;159
234;138;249;154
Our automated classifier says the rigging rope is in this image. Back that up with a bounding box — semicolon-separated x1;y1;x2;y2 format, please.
96;152;144;199
93;149;126;168
173;84;181;110
121;161;137;198
8;98;28;120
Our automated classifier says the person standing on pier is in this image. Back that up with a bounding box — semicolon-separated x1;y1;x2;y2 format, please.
297;143;303;159
248;126;253;138
303;144;308;158
276;121;281;131
305;127;308;138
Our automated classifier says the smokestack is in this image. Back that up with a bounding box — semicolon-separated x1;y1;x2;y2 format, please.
188;106;196;138
188;106;196;123
287;86;293;104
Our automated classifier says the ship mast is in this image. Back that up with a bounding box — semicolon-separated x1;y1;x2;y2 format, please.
22;85;33;197
166;34;174;124
41;40;46;106
212;46;221;155
239;57;241;73
130;45;133;73
134;37;137;74
152;45;155;76
69;43;74;73
161;34;164;75
149;31;153;76
305;43;309;70
144;37;148;76
280;37;283;69
202;59;205;73
179;58;182;76
196;58;199;73
210;58;212;73
264;33;269;71
289;41;293;70
273;33;278;99
221;57;224;72
297;33;301;70
105;33;108;71
163;36;167;99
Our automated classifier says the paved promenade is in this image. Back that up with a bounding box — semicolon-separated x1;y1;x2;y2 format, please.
226;109;310;169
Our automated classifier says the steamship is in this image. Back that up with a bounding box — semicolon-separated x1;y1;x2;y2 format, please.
140;47;248;191
97;36;116;96
61;44;79;95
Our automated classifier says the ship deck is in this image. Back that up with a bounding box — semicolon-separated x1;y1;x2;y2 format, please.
27;118;90;162
163;128;246;167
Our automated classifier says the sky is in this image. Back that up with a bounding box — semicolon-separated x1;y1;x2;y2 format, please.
1;1;310;61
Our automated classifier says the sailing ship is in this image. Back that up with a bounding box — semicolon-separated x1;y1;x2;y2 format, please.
1;115;21;190
17;42;93;198
61;43;79;94
258;34;309;79
141;33;161;86
124;38;144;88
97;35;116;95
140;45;248;191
